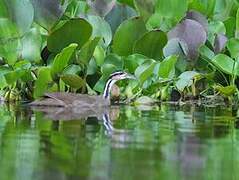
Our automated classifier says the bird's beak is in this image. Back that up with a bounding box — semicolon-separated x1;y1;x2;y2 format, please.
126;74;137;80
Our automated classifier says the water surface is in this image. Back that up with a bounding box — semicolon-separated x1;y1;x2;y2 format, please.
0;104;238;180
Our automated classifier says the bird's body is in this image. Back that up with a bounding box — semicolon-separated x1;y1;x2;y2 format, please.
30;92;110;107
30;71;135;108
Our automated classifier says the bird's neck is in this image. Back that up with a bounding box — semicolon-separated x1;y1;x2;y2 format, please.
103;79;116;100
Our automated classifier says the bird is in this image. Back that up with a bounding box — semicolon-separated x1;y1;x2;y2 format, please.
29;71;135;108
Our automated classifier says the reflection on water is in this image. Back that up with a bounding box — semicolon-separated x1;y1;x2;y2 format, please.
0;104;238;179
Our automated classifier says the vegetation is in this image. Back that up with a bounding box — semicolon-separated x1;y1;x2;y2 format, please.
1;0;239;105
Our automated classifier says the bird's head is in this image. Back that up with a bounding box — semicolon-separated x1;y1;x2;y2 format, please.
109;71;136;81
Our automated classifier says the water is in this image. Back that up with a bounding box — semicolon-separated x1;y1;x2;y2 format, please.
0;104;238;180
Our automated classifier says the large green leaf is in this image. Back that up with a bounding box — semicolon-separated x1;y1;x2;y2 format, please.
87;0;116;17
176;71;199;91
112;17;147;56
34;67;53;98
133;30;167;59
21;28;42;63
134;0;155;21
86;15;112;47
47;18;92;52
105;3;137;33
31;0;66;30
227;38;239;58
158;56;177;79
212;54;239;75
3;0;34;34
135;59;156;84
124;54;147;73
77;37;101;64
51;43;78;78
155;0;187;20
61;74;85;89
188;0;216;17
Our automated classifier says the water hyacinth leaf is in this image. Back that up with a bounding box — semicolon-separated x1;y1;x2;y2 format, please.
112;17;147;56
21;28;42;62
212;54;239;75
34;67;53;98
199;45;215;60
208;21;226;35
47;18;92;52
65;0;88;18
101;63;118;77
63;64;82;75
224;17;236;38
163;38;189;57
0;67;11;88
158;56;177;79
93;46;105;66
214;34;228;54
0;39;21;65
101;53;123;75
118;0;134;7
4;70;25;85
188;0;216;17
105;3;137;34
51;43;78;78
87;0;116;17
77;37;101;64
134;0;155;21
135;59;156;84
4;0;34;34
168;19;207;60
0;1;8;17
87;58;98;75
227;38;239;58
214;0;235;21
155;0;187;21
176;71;199;91
124;54;147;73
61;74;85;89
186;10;208;32
31;0;66;30
86;15;112;46
0;18;19;40
133;30;167;59
104;53;123;69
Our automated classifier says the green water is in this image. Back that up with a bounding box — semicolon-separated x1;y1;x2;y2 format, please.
0;104;238;180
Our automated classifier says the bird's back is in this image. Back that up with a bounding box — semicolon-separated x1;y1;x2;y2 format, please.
30;92;110;107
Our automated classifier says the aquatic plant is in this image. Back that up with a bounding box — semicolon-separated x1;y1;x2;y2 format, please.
0;0;239;104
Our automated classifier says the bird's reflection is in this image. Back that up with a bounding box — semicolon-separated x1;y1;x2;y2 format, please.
31;105;120;134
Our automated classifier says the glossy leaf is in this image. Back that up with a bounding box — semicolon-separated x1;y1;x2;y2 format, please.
134;0;155;21
47;18;92;52
176;71;199;91
135;59;156;84
21;28;42;62
155;0;187;21
112;17;147;56
86;15;112;47
133;30;167;59
78;37;101;64
31;0;66;30
61;74;85;89
4;0;34;34
212;54;239;75
51;43;78;78
34;67;53;98
158;56;177;79
87;0;116;17
227;38;239;58
168;19;207;60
